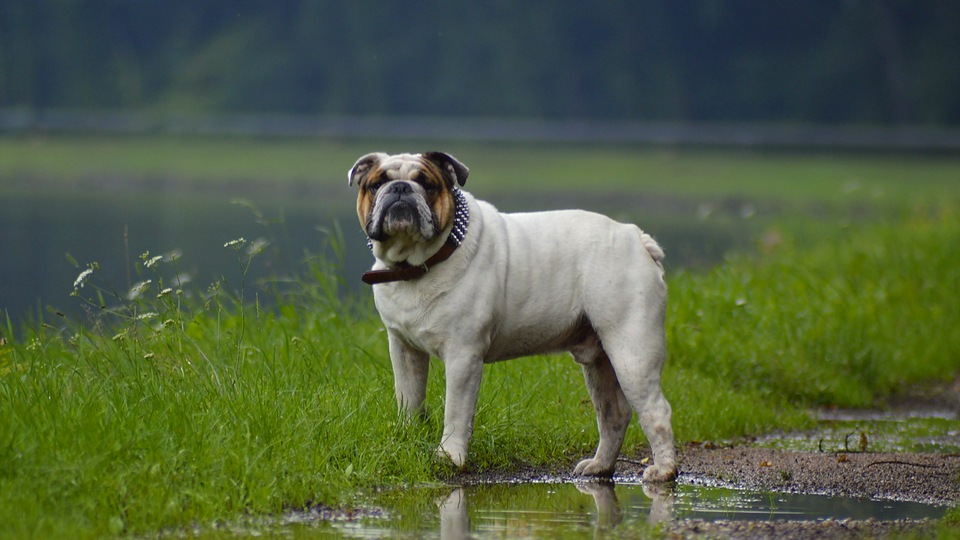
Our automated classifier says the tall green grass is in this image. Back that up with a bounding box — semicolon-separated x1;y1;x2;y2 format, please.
1;207;958;538
668;205;960;410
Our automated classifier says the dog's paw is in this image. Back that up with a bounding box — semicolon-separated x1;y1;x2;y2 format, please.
573;458;615;477
641;462;677;483
436;445;467;469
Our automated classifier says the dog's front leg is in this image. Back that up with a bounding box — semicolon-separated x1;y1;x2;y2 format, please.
388;331;430;419
438;353;483;468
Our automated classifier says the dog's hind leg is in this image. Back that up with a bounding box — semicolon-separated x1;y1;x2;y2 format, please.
601;324;677;483
573;343;633;477
631;374;676;483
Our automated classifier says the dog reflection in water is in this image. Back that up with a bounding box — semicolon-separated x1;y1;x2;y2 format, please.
435;482;674;539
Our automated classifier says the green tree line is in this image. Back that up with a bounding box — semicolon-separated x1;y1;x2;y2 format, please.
1;0;958;125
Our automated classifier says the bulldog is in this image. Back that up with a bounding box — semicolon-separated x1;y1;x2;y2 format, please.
348;151;677;482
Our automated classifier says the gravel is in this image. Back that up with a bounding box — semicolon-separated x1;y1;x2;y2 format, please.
673;446;960;505
642;446;957;539
455;445;959;539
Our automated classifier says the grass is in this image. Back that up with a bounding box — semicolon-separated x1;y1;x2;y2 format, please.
1;134;959;536
666;206;960;434
1;202;958;538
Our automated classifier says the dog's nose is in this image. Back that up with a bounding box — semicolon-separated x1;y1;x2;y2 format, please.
388;182;413;195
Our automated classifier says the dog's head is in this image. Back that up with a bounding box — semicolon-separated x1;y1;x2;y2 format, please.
348;152;469;246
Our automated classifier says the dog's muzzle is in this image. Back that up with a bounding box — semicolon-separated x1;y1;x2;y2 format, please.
367;182;431;241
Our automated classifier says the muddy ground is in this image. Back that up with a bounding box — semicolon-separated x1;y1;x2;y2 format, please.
293;385;959;538
457;385;960;539
652;446;956;539
455;446;958;539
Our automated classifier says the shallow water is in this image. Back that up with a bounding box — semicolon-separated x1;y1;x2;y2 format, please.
1;187;758;322
755;409;960;454
274;481;948;539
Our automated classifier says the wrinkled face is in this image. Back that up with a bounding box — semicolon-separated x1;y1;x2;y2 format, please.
348;152;468;244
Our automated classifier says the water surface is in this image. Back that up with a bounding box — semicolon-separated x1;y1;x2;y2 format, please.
0;186;760;323
280;481;948;539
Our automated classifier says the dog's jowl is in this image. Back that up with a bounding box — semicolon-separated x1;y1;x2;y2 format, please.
348;151;677;482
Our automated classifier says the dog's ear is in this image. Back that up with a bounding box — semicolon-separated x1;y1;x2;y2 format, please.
348;153;387;187
423;151;469;187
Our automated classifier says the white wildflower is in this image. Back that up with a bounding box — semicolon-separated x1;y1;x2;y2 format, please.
157;288;173;298
127;280;153;300
73;268;94;289
144;255;163;269
224;238;247;249
137;312;158;321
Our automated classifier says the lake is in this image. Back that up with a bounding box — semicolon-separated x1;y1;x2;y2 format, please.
0;180;762;325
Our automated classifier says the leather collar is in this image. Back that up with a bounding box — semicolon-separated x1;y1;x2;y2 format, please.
361;238;460;285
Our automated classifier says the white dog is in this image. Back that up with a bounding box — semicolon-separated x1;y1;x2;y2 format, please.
348;151;676;482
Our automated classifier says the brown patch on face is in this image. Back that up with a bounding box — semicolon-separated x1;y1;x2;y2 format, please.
355;176;377;232
349;152;387;232
415;156;456;234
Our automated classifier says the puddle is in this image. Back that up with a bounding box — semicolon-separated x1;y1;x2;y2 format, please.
754;410;960;454
277;481;949;539
192;407;959;538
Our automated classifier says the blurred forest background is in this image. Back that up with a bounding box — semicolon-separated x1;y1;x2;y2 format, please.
2;0;959;126
3;0;960;321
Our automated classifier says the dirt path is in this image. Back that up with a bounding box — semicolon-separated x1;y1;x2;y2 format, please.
457;446;958;539
460;383;960;537
673;445;960;505
647;446;957;538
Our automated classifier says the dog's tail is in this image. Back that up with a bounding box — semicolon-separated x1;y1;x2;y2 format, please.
640;232;665;271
